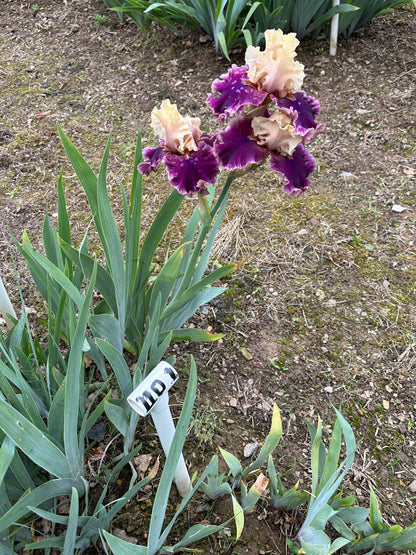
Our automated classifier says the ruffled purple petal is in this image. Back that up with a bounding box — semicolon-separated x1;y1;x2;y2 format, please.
207;65;268;121
270;144;317;197
276;91;325;142
163;142;219;195
138;146;164;175
214;116;267;170
199;133;216;148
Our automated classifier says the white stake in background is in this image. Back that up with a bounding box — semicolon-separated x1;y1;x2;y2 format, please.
330;0;340;56
127;361;191;497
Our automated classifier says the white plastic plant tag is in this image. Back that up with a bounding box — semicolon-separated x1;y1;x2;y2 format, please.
127;361;179;417
126;361;191;497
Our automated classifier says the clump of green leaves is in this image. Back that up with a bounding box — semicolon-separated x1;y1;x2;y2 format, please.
13;127;235;448
246;0;410;40
288;410;416;555
2;312;416;554
333;0;411;38
93;13;107;23
0;283;148;551
101;0;412;57
251;0;357;40
17;127;239;457
105;0;259;59
102;0;150;27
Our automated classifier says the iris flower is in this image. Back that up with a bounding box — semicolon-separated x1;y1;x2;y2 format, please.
207;30;324;196
138;99;219;195
140;30;323;199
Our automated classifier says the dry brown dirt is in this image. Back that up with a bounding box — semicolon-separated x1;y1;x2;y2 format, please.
1;0;416;553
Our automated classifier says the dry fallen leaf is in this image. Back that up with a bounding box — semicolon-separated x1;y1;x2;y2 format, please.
252;473;269;495
33;110;51;119
147;456;160;480
134;453;153;473
87;443;105;462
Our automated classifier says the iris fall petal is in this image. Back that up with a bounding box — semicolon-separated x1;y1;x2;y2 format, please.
163;142;219;195
214;116;267;170
270;144;317;197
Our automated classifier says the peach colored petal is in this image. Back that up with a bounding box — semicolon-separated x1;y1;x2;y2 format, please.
252;110;302;155
185;116;203;143
245;29;304;98
264;28;299;52
151;99;201;154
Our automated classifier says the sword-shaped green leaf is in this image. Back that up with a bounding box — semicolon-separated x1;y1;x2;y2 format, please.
63;487;79;555
0;478;80;535
103;530;148;554
0;400;71;478
244;404;282;476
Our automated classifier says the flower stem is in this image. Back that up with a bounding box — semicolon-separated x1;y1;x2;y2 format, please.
198;194;212;226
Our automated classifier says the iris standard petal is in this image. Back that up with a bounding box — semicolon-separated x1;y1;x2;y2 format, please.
151;99;201;154
245;29;304;98
214;116;267;170
270;144;317;197
163;142;219;195
207;65;268;121
138;146;164;175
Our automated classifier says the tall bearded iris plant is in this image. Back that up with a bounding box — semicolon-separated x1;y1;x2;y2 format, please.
140;29;324;200
2;30;324;553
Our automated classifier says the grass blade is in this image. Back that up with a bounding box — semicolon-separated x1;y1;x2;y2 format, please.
96;338;132;401
369;487;384;533
135;189;184;293
57;125;99;222
96;135;126;344
57;171;71;246
20;237;84;309
125;131;143;292
59;242;117;315
219;447;242;478
0;436;15;486
244;404;282;476
231;494;244;540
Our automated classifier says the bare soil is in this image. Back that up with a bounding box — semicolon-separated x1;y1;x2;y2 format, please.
1;1;416;553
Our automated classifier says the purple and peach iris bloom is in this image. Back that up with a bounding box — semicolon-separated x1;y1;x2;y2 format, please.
139;30;324;198
207;29;324;197
138;99;219;195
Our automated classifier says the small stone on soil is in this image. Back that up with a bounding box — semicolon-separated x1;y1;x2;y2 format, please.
244;441;259;458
